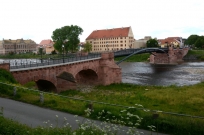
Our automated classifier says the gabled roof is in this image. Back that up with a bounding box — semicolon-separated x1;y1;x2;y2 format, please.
86;27;130;40
39;39;54;45
158;37;180;44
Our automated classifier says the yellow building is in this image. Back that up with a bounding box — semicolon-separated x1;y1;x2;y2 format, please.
158;37;181;48
86;27;134;52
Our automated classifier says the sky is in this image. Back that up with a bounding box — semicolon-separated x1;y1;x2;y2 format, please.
0;0;204;44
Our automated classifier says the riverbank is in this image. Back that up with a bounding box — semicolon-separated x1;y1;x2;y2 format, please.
115;49;204;62
0;79;204;135
183;49;204;61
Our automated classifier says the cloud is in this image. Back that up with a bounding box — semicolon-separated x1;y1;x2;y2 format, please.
0;0;204;43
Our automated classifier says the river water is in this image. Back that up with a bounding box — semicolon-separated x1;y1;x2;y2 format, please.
1;59;204;86
119;62;204;86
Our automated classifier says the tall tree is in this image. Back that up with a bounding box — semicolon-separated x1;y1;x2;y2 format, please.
51;25;83;53
185;35;199;45
146;39;159;48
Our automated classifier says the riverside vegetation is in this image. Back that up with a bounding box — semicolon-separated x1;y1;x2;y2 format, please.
0;68;204;135
0;49;204;135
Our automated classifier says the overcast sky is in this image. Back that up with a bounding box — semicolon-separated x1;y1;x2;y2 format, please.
0;0;204;44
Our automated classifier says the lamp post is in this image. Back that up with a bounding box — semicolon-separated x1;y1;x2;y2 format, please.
62;44;64;63
106;42;108;52
40;46;42;63
80;43;82;56
62;39;69;63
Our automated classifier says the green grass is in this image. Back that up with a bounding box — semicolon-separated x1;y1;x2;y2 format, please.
114;53;150;62
184;50;204;61
186;50;204;55
1;61;204;134
1;82;204;135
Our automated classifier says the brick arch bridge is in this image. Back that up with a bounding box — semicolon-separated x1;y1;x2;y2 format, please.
0;47;189;93
0;52;121;93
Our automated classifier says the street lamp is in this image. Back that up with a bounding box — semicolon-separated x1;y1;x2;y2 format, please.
106;42;108;52
62;44;64;63
62;39;69;63
40;46;43;63
80;43;82;56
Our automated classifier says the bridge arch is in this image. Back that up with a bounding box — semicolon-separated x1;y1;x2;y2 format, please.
36;79;57;92
75;69;98;85
116;48;169;65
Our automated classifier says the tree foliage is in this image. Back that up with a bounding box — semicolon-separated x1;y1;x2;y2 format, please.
38;47;44;55
83;42;92;52
185;35;199;45
194;36;204;48
51;25;83;53
146;39;159;48
185;35;204;48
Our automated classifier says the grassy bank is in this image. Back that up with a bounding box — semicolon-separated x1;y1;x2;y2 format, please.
1;80;204;135
184;50;204;61
115;49;204;62
0;116;117;135
114;53;150;62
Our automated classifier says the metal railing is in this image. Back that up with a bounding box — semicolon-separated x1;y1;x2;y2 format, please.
6;53;101;70
0;48;170;70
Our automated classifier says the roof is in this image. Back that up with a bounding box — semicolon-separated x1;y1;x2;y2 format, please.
86;27;130;40
158;37;180;44
2;39;36;44
39;39;54;45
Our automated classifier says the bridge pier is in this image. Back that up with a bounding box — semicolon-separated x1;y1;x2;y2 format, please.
150;46;189;64
98;52;121;85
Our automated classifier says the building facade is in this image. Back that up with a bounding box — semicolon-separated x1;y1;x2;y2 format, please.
38;39;54;54
0;38;37;55
86;27;134;52
134;36;152;48
158;37;183;48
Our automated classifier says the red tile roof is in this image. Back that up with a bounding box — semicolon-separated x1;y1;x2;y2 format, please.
158;37;180;44
39;39;54;45
86;27;130;40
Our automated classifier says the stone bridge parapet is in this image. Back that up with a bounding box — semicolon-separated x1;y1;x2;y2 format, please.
0;52;121;93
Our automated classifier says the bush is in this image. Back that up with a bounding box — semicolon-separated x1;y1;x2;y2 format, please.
0;69;17;83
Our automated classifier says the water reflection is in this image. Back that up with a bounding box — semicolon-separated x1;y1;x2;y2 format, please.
119;62;204;86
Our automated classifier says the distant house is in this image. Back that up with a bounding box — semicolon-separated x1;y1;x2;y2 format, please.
158;37;183;48
0;38;37;54
38;39;54;54
86;27;135;52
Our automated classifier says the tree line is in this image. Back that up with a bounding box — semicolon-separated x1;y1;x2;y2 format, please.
184;35;204;49
146;35;204;49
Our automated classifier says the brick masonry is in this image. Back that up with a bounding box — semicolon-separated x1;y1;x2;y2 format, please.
0;48;189;92
150;46;189;64
9;52;122;92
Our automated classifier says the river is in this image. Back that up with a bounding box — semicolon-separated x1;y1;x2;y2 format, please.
1;59;204;86
119;61;204;86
